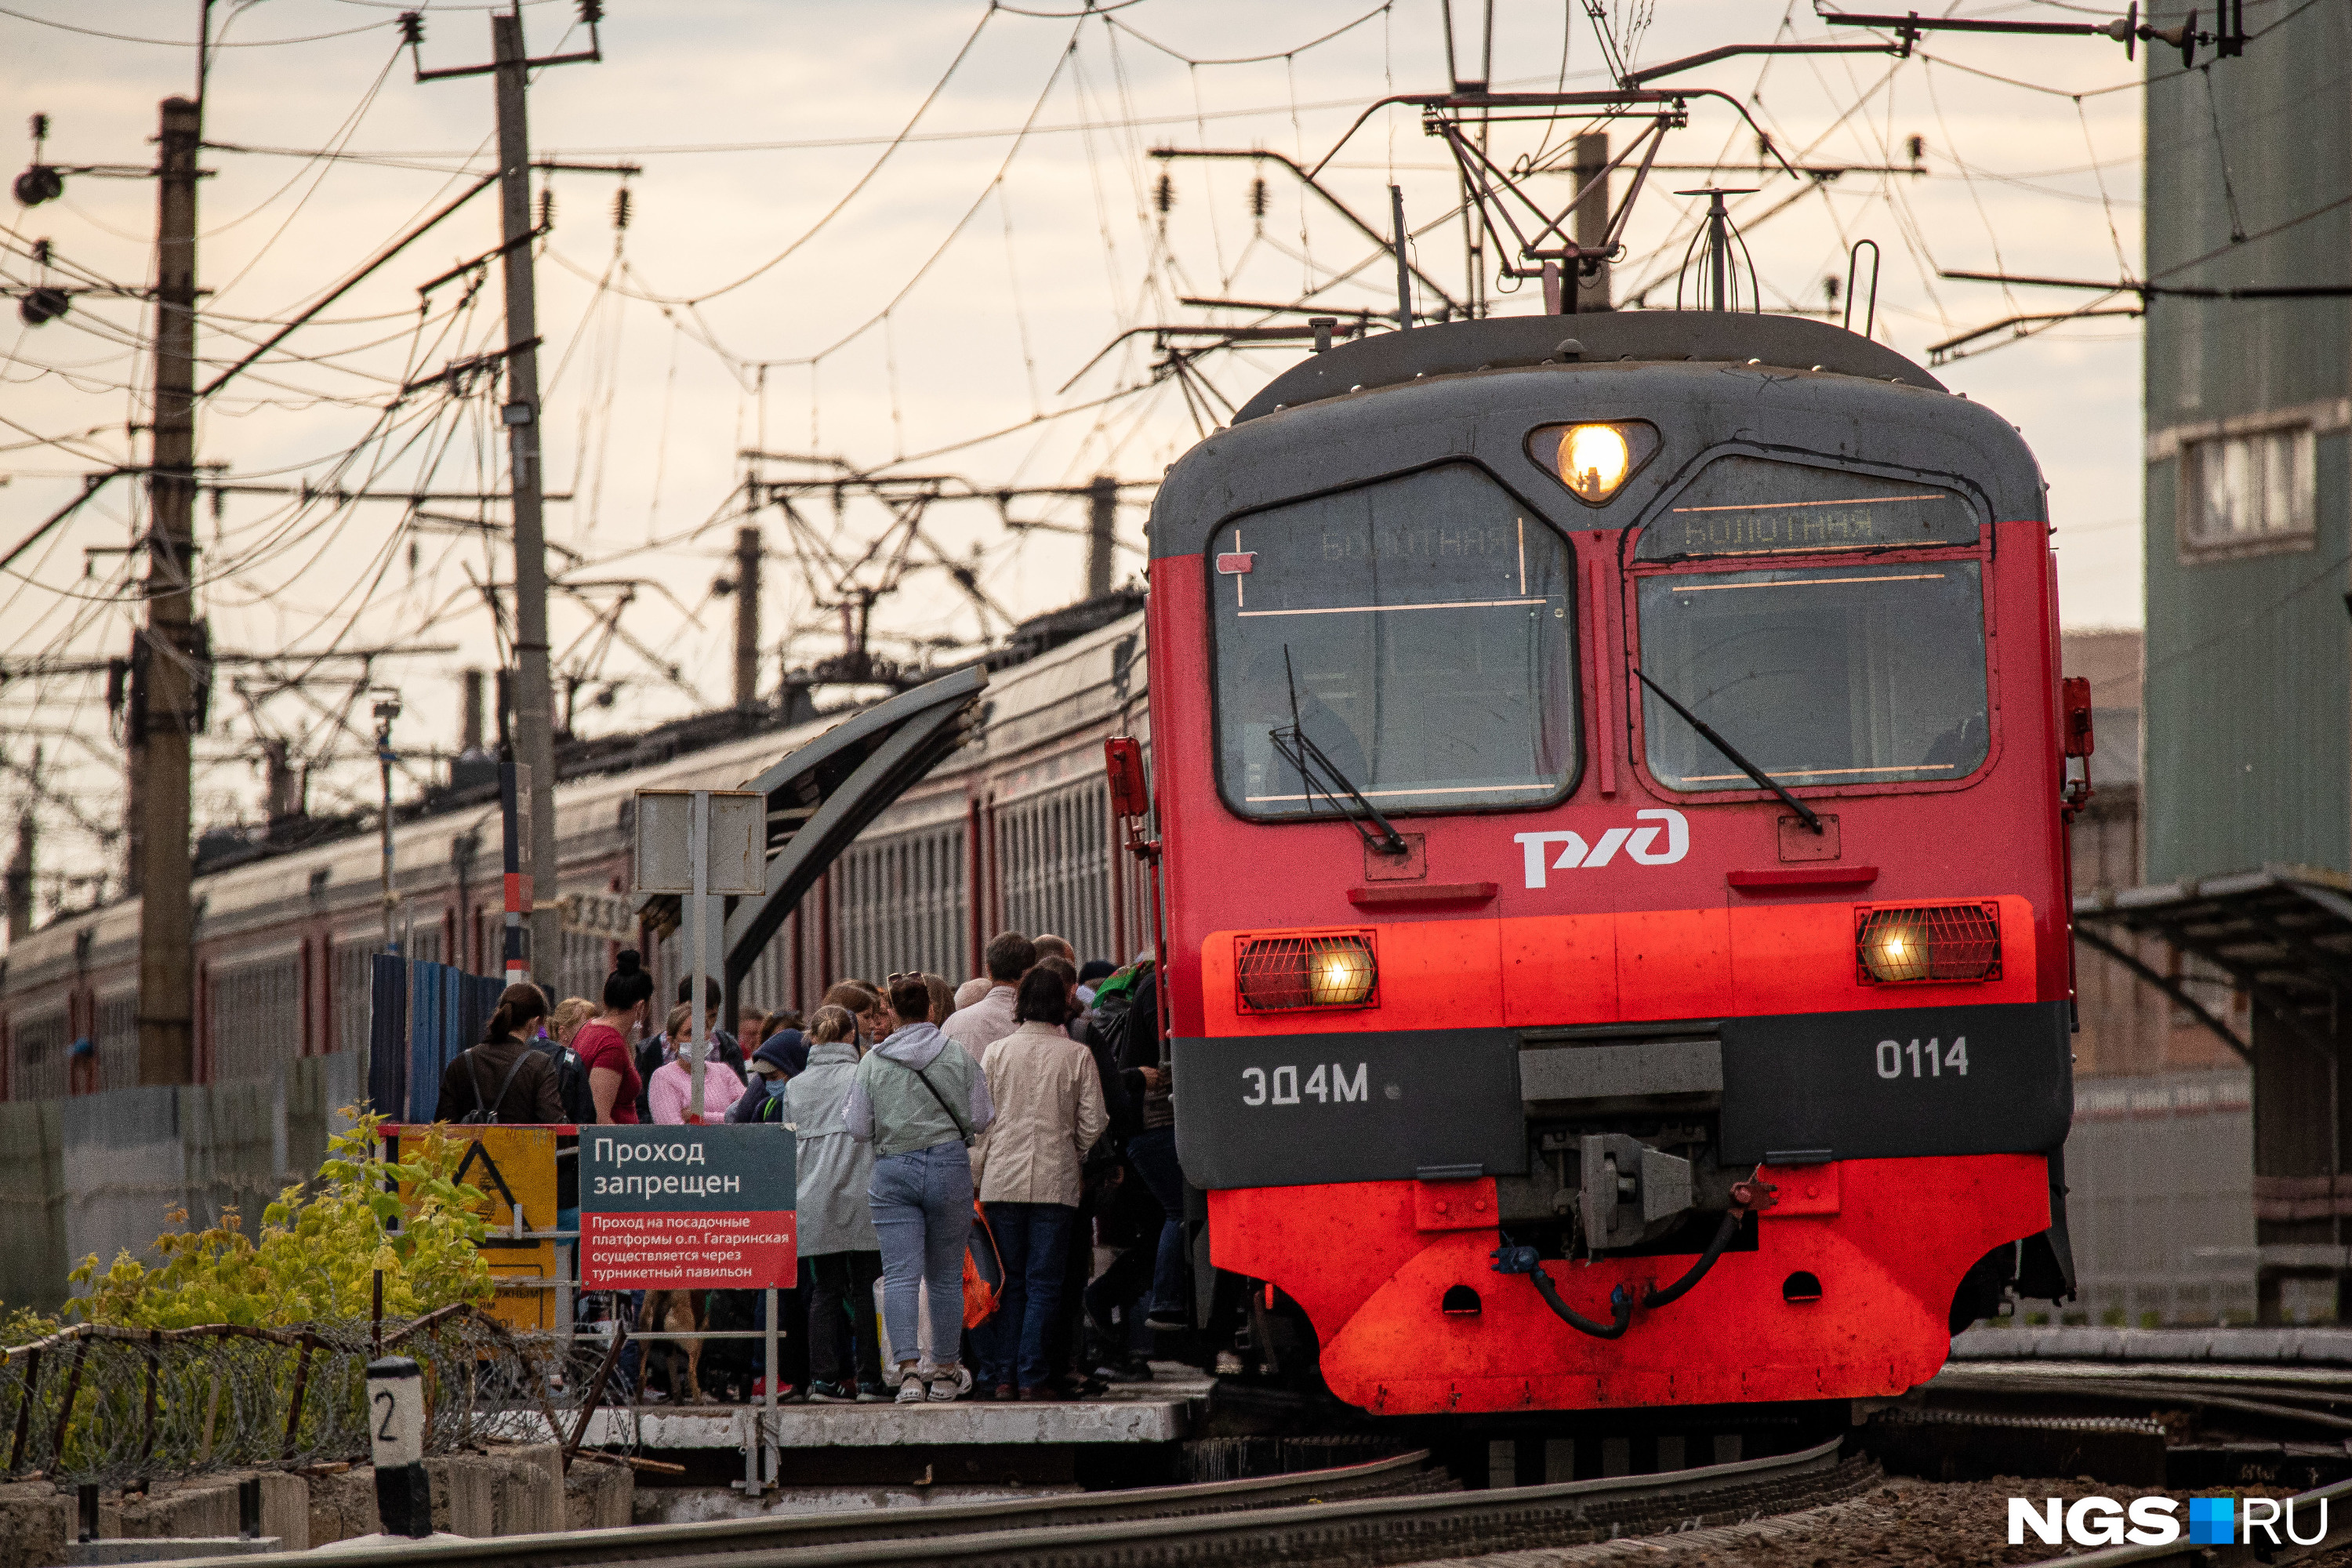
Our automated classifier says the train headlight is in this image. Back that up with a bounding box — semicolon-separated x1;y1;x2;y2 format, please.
1236;933;1377;1011
1526;419;1658;506
1855;904;2002;985
1562;423;1632;501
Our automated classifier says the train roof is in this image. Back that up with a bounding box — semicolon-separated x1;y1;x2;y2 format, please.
1232;311;1944;425
1153;310;2042;561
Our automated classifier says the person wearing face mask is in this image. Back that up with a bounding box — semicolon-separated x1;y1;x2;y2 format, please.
821;982;882;1045
728;1029;804;1123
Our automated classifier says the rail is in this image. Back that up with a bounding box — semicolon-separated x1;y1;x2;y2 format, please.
153;1435;1861;1568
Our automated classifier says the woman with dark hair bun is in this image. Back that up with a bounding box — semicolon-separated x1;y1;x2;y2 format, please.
572;950;654;1124
434;982;564;1123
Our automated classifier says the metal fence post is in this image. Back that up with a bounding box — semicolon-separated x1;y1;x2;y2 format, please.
764;1284;779;1488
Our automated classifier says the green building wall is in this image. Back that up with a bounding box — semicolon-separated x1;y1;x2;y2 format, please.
2141;0;2351;883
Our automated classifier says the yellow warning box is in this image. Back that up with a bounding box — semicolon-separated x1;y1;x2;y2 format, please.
389;1126;561;1332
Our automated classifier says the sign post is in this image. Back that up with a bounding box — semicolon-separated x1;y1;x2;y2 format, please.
633;789;764;1121
583;1123;794;1490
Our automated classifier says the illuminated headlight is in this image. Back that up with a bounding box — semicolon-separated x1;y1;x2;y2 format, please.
1563;424;1632;501
1526;419;1658;506
1236;934;1377;1011
1855;904;2001;985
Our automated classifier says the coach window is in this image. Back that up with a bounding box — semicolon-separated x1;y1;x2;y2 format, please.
1632;455;1991;794
1212;463;1578;821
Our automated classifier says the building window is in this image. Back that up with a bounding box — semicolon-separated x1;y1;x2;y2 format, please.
2182;426;2315;557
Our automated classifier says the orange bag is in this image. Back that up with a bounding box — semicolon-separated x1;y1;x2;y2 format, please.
964;1200;1005;1327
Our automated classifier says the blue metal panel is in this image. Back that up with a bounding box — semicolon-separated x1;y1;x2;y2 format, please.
368;953;407;1119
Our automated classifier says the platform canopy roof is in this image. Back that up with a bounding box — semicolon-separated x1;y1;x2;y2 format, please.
2072;864;2352;1061
630;666;991;996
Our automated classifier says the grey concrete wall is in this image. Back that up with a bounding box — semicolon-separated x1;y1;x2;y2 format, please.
2067;1068;2256;1324
0;1054;358;1315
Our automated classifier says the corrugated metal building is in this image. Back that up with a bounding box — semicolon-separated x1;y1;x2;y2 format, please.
2142;0;2352;881
2093;11;2352;1322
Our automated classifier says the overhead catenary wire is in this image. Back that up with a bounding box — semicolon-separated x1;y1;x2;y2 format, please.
0;0;2216;896
0;4;389;47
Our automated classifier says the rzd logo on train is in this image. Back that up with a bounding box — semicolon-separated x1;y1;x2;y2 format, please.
1515;809;1690;887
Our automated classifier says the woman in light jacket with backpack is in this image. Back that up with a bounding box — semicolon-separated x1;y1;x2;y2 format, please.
845;975;995;1403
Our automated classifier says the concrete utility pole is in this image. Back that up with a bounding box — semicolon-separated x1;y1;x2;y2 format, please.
418;6;602;977
134;95;208;1087
733;525;761;713
1086;477;1116;600
376;697;401;953
490;13;562;979
1573;132;1612;312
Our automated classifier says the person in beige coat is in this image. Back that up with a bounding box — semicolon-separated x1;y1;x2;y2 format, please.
971;966;1108;1398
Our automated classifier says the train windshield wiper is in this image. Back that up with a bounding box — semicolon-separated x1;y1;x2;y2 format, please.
1270;648;1409;857
1632;667;1824;834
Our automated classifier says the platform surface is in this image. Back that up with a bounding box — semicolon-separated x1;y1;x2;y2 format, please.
583;1399;1190;1449
574;1367;1211;1450
1949;1324;2352;1365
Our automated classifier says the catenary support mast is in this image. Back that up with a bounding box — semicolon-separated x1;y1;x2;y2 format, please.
134;96;206;1087
489;13;563;981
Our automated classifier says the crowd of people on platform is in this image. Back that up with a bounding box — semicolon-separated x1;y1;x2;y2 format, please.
430;927;1183;1404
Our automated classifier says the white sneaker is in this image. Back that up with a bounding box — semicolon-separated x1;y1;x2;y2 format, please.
927;1363;974;1402
895;1377;927;1404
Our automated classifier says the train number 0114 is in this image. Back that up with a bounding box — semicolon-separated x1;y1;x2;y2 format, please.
1242;1062;1369;1106
1876;1036;1969;1080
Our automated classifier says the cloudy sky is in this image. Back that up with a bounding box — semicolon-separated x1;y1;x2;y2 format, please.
1;0;2152;914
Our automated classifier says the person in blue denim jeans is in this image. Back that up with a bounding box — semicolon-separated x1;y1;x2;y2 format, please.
844;975;995;1403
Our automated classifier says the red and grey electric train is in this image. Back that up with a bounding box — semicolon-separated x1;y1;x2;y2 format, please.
1144;310;2078;1418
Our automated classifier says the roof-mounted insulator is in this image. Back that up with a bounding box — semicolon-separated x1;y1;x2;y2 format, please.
1153;172;1175;216
536;187;555;230
579;0;604;24
1248;176;1269;220
612;187;631;230
397;10;424;46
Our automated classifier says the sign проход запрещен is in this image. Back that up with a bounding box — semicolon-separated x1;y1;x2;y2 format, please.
579;1124;797;1289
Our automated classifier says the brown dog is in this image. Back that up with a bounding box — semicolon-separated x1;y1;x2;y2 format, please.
639;1289;706;1403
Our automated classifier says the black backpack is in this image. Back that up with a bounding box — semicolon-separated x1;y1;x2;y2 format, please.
458;1048;532;1126
534;1040;600;1125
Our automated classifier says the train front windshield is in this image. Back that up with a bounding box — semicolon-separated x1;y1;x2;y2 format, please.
1211;463;1578;820
1634;456;1992;793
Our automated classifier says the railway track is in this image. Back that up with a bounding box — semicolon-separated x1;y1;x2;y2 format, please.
177;1437;1866;1568
1886;1356;2352;1489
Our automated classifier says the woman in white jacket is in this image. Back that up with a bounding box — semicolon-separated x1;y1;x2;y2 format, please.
971;967;1107;1399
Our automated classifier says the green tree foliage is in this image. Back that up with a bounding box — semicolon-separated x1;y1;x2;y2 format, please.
67;1112;493;1328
